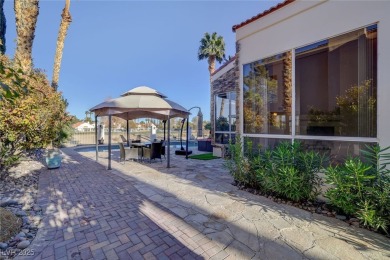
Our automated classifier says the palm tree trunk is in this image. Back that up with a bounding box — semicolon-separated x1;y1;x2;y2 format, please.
0;0;6;54
283;51;292;134
14;0;39;72
52;0;71;89
208;56;215;137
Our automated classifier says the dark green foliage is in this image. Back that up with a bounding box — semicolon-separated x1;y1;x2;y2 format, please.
256;141;325;201
225;138;326;202
197;32;225;63
325;145;390;233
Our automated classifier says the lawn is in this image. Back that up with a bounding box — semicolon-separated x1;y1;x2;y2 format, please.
188;153;219;160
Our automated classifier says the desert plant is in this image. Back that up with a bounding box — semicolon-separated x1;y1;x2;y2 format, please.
226;139;326;201
258;141;325;201
224;136;248;184
325;158;374;214
325;144;390;233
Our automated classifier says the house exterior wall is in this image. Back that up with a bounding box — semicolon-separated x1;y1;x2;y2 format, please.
236;0;390;148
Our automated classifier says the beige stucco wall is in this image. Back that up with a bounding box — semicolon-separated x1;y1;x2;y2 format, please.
236;0;390;147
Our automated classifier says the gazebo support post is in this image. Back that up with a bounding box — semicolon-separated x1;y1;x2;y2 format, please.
126;119;130;146
163;120;166;141
167;115;170;168
95;115;98;161
108;115;112;170
186;115;189;159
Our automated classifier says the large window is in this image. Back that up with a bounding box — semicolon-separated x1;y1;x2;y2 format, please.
215;92;236;144
295;25;377;137
243;52;292;135
241;24;377;160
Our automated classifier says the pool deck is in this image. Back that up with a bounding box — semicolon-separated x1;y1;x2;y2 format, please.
19;147;390;259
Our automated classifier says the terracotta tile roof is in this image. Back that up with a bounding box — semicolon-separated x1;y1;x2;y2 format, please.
211;55;237;76
72;122;83;128
232;0;295;32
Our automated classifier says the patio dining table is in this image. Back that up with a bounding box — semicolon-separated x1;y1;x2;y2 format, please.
130;142;151;159
131;142;151;148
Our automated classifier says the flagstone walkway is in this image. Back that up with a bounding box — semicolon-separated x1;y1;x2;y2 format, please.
19;148;390;259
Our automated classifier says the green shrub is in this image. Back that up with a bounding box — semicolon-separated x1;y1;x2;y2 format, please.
226;139;326;202
325;145;390;233
0;55;72;178
224;136;250;185
258;141;325;201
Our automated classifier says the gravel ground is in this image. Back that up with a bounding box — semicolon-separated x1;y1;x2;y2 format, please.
0;158;45;259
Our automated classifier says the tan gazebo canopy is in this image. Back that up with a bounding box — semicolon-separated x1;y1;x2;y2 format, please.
89;86;190;168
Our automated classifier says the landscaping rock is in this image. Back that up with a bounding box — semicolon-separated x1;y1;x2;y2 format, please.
15;210;27;217
33;205;41;212
336;215;347;220
0;199;19;207
351;221;360;227
16;240;30;250
0;242;8;250
0;159;42;256
15;232;26;238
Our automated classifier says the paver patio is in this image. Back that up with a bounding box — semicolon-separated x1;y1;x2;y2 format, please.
19;147;390;259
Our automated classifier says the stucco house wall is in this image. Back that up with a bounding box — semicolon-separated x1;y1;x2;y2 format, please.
235;0;390;148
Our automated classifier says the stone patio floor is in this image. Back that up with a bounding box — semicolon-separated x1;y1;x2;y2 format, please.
18;147;390;259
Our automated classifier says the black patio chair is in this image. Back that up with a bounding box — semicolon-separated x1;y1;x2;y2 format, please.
160;140;166;159
142;142;163;163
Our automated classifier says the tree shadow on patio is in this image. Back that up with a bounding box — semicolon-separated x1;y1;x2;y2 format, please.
26;147;390;260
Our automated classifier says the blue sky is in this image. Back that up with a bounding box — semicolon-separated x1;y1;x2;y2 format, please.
3;0;279;121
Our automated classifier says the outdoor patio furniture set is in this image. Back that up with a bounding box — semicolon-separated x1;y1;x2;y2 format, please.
119;140;165;163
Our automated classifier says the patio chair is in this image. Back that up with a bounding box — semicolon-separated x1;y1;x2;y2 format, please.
142;142;162;163
119;143;141;162
160;140;166;159
120;135;127;144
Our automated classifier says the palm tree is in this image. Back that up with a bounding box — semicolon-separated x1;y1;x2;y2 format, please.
14;0;39;72
0;0;6;54
198;32;225;136
52;0;72;89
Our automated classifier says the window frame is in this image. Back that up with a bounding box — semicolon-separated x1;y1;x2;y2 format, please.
214;91;236;144
241;23;378;146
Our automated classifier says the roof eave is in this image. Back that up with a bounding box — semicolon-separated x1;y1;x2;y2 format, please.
232;0;295;32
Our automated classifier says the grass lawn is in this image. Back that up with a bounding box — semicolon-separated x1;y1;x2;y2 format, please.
188;153;219;160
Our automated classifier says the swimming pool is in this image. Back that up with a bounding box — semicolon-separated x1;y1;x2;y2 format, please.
74;141;198;153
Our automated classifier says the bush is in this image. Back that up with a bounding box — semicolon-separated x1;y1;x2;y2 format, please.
224;136;249;185
325;145;390;233
0;55;72;177
257;141;325;201
225;138;326;202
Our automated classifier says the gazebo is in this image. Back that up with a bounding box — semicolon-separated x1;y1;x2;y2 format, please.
89;86;190;169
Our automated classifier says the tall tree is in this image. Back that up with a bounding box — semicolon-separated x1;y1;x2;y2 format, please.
14;0;39;72
197;32;225;137
0;0;6;54
52;0;71;89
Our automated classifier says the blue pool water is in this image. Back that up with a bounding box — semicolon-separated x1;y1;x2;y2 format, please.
74;141;198;153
